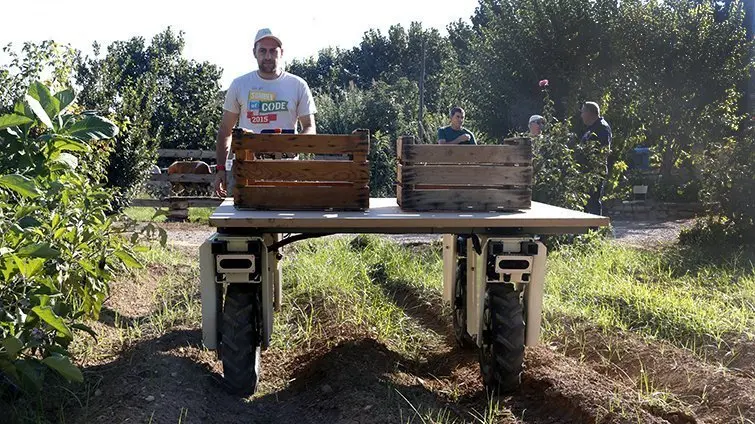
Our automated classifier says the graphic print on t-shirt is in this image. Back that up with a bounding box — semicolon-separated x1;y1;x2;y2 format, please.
247;90;289;124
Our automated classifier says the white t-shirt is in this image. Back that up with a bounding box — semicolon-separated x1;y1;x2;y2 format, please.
223;71;317;132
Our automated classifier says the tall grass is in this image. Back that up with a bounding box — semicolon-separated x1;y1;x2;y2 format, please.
274;235;444;358
542;241;755;349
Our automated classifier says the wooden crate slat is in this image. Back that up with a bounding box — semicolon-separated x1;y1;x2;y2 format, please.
399;144;531;165
234;185;369;211
235;160;369;183
398;164;532;186
397;186;532;211
149;173;216;183
232;131;369;156
157;149;215;160
241;181;358;187
231;131;371;210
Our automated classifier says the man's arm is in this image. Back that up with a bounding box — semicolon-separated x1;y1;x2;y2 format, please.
216;110;239;167
213;110;239;196
298;114;316;134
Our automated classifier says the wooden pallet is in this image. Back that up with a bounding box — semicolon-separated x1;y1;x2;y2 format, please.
396;136;532;212
231;129;370;211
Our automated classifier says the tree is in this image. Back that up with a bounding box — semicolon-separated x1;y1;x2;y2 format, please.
0;41;78;114
74;27;224;205
76;27;223;151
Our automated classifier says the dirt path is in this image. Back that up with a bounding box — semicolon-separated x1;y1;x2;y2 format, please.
61;222;755;424
70;252;754;424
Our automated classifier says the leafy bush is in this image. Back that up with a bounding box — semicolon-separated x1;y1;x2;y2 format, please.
315;85;406;197
683;124;755;244
0;41;77;114
0;82;155;393
74;28;222;206
105;73;161;209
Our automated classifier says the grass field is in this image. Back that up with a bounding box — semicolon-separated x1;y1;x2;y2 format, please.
124;207;214;225
9;235;755;423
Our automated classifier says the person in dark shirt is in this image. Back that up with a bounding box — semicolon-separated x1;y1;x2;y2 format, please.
437;107;476;145
580;101;612;216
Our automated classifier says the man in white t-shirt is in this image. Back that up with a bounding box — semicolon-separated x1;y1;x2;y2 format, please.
214;28;318;196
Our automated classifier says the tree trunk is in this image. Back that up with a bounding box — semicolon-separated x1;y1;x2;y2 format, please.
660;139;676;178
418;36;426;142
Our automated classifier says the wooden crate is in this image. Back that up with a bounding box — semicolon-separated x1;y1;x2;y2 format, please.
396;136;532;212
231;129;370;211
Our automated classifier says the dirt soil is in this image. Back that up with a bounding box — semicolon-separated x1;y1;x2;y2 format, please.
60;219;752;424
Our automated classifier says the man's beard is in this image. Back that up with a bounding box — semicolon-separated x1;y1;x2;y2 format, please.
259;62;277;73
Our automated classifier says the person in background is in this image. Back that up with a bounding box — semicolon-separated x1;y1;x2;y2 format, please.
579;101;612;216
437;107;476;145
528;115;545;137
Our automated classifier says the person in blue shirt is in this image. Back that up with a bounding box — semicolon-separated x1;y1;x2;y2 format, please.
437;107;476;145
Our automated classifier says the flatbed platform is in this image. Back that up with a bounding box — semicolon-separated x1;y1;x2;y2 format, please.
209;198;609;234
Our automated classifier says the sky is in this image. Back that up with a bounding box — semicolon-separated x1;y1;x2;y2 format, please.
1;0;479;89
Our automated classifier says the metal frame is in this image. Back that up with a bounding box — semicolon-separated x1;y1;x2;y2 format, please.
204;231;548;352
200;233;279;350
442;234;547;347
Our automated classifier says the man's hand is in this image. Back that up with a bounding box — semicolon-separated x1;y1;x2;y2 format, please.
445;134;470;144
214;172;227;197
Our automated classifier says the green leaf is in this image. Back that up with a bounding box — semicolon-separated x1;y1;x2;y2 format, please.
62;115;119;141
0;174;42;198
1;337;24;358
17;243;60;258
71;323;98;340
53;227;68;240
53;152;79;170
24;94;54;129
114;249;143;268
53;137;90;152
54;88;76;113
14;100;32;119
0;113;33;129
18;216;42;228
15;359;44;392
0;359;20;383
25;258;47;277
42;354;83;383
13;257;47;278
32;306;73;340
28;82;60;121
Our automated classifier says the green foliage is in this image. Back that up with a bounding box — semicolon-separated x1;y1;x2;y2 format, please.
291;1;752;205
684;123;755;244
290;23;456;113
315;83;414;196
108;73;161;209
74;28;223;206
0;41;78;114
0;82;160;394
460;0;752;203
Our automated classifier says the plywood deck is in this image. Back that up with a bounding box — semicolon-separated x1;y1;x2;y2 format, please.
209;198;609;235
